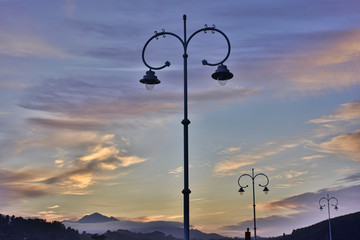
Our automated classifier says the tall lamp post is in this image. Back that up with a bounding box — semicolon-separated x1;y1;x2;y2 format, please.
319;194;338;240
237;168;269;240
139;15;233;240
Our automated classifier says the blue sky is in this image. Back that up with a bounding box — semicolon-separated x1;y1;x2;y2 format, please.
0;0;360;237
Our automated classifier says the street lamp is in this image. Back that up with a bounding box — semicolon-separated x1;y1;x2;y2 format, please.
139;15;233;240
319;194;339;240
238;168;269;240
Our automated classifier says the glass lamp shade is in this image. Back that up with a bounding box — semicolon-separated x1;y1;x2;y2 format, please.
263;186;269;194
238;187;245;195
145;84;155;90
218;80;228;86
140;70;160;90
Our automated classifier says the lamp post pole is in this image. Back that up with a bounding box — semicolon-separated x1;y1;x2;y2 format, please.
140;15;233;240
319;194;338;240
238;168;269;240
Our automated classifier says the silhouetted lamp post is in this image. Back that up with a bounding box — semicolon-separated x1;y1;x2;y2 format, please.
238;168;269;240
319;194;338;240
139;15;233;240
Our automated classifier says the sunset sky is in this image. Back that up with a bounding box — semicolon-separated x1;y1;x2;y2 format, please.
1;0;360;237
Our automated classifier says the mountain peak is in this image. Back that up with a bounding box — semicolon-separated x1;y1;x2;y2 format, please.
77;212;119;223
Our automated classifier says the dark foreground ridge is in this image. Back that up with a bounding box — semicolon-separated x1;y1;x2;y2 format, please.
278;211;360;240
0;212;359;240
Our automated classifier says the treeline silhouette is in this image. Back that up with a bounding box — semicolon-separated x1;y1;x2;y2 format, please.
0;214;79;240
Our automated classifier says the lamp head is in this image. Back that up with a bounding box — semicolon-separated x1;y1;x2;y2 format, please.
238;187;245;195
320;206;323;211
211;64;233;86
140;70;161;90
263;186;269;194
334;205;338;211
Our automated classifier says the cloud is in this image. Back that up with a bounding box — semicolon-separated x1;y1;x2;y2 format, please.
27;117;106;131
214;160;256;176
214;139;303;176
284;170;308;179
334;168;355;174
0;32;69;58
13;131;100;155
48;205;60;209
0;80;28;89
19;76;258;119
309;100;360;124
303;101;360;161
168;166;183;175
288;30;360;92
0;169;51;206
214;99;359;176
0;134;148;203
219;146;242;154
301;154;327;161
262;192;315;212
17;77;260;139
314;129;360;161
237;29;360;95
40;135;147;193
79;137;147;168
262;185;360;213
338;171;360;183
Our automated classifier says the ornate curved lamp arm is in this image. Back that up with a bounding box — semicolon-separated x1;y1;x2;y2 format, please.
238;174;252;189
319;195;338;209
187;26;231;67
254;173;270;188
142;26;231;70
141;31;185;70
329;197;339;207
319;197;328;208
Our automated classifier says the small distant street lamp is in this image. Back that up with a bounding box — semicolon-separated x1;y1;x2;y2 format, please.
319;194;339;240
238;168;269;240
140;15;233;240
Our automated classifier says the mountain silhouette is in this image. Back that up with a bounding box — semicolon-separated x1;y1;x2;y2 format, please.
77;212;119;223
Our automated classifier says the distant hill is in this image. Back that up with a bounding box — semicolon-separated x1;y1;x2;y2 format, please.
65;212;225;239
77;212;119;223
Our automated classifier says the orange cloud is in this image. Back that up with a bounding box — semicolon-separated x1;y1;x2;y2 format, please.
1;133;148;199
309;101;360;124
219;146;242;154
289;31;360;92
301;154;326;161
317;129;360;161
214;159;256;176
